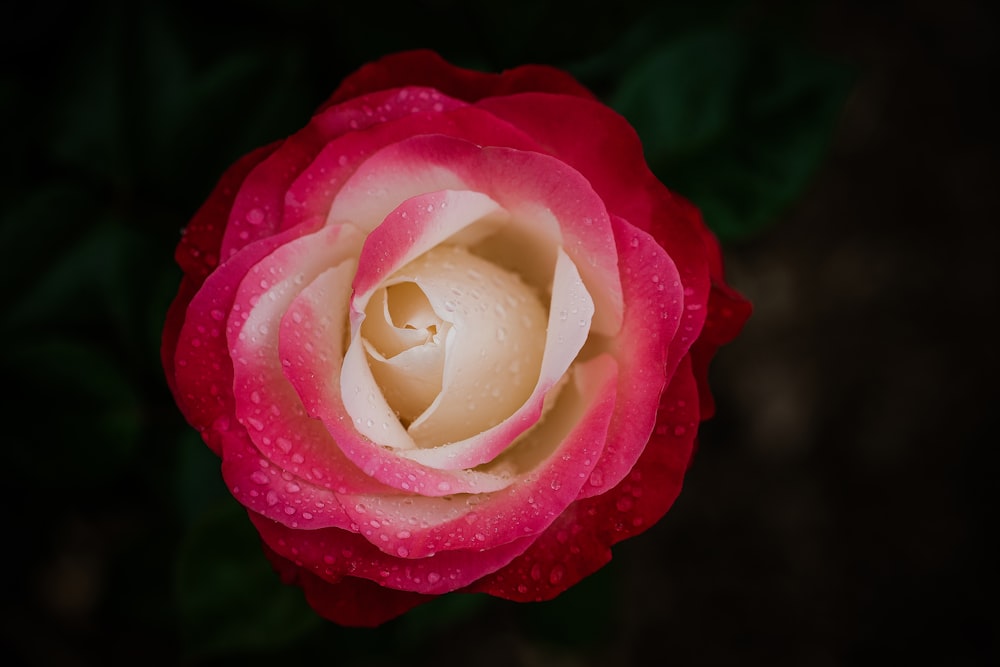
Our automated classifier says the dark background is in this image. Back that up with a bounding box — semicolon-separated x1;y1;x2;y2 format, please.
1;0;995;664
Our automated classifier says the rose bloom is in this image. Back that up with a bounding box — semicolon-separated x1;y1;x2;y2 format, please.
162;50;750;627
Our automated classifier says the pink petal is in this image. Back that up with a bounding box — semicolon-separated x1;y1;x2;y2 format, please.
219;87;467;260
172;221;321;454
280;266;515;496
327;133;622;333
218;427;351;530
349;189;507;306
226;223;392;505
250;512;533;595
285;103;543;232
469;355;700;601
575;215;684;498
477;92;710;344
336;354;618;560
164;143;279;407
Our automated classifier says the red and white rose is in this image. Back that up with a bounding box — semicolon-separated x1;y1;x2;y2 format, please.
162;50;750;626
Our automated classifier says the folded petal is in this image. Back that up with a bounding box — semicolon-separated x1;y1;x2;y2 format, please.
337;354;617;559
470;355;699;601
251;512;534;595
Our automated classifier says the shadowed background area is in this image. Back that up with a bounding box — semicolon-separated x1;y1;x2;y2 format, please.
1;0;995;664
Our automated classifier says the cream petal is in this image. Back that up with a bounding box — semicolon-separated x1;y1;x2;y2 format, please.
385;245;548;447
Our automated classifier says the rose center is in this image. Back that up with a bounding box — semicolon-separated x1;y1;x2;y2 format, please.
361;245;547;447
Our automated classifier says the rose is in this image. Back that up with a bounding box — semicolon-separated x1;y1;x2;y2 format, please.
162;49;750;627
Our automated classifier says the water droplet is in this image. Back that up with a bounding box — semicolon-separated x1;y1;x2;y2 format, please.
629;236;640;248
246;208;265;225
530;563;542;581
496;327;507;342
549;564;565;585
616;496;633;512
396;546;409;557
251;471;268;485
427;572;441;584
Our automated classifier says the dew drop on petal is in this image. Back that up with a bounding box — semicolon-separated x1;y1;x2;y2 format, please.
246;208;265;225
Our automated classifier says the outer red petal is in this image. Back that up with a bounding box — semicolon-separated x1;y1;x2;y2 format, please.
321;49;595;111
687;216;753;419
176;143;283;283
162;143;280;400
260;541;431;627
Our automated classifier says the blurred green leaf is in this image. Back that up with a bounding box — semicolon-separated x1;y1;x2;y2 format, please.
175;500;322;657
613;27;853;240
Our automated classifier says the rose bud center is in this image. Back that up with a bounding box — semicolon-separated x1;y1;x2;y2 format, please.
360;244;546;447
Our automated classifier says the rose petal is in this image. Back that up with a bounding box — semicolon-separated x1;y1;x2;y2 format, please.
172;220;321;454
227;223;394;501
377;246;548;448
321;49;595;111
337;353;617;559
221;87;467;259
576;215;685;498
260;542;431;627
469;355;700;601
477;92;712;345
285;103;544;231
326;133;622;334
398;246;594;469
219;427;350;530
281;266;516;496
251;511;534;595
